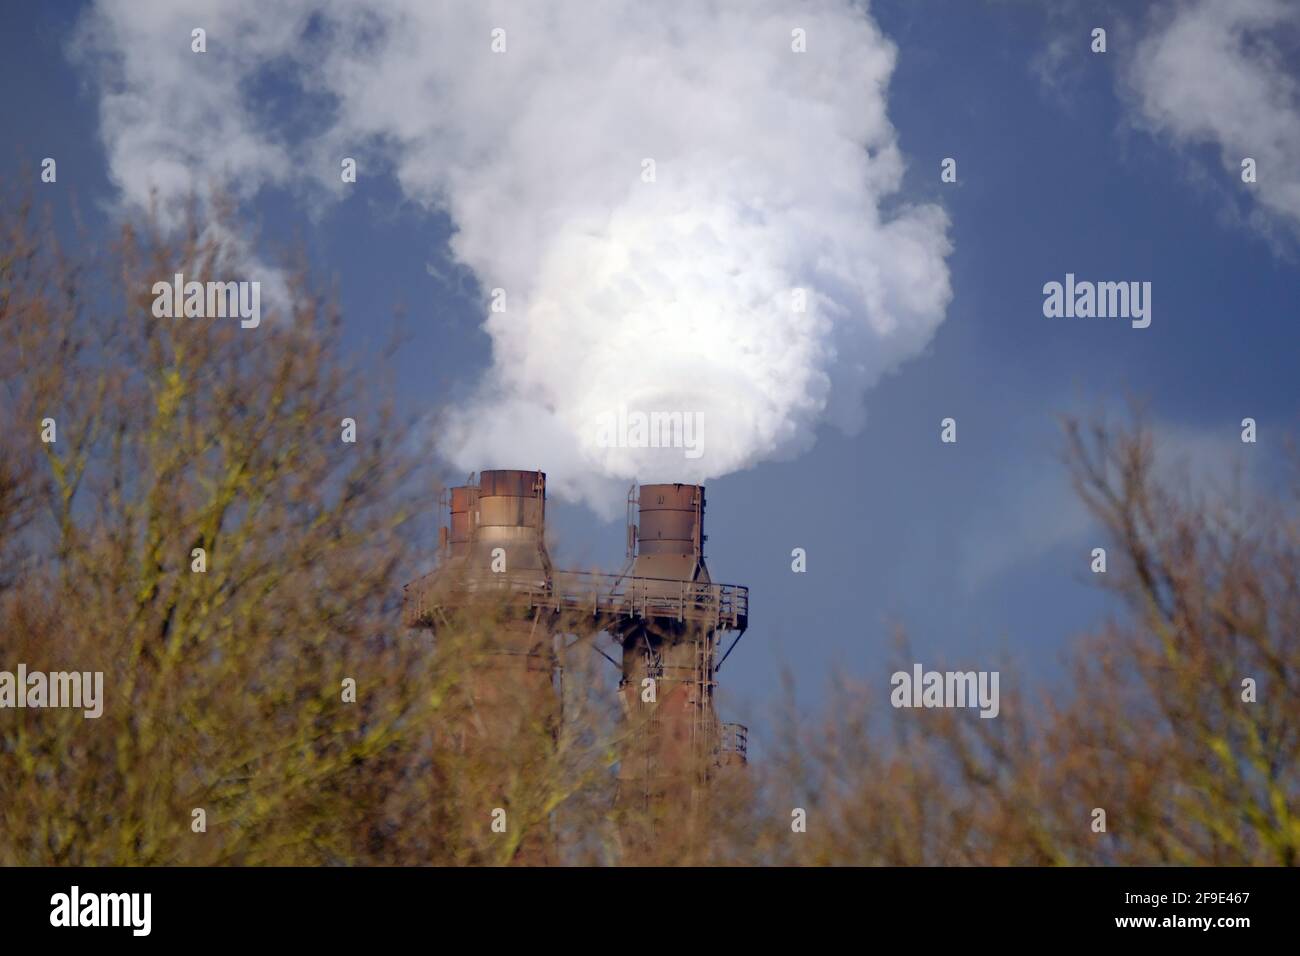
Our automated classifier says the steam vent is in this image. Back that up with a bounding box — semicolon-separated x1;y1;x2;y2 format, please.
403;470;750;847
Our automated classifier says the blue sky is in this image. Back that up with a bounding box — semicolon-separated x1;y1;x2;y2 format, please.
3;0;1297;743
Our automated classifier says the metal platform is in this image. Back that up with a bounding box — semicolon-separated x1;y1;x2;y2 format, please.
403;567;748;633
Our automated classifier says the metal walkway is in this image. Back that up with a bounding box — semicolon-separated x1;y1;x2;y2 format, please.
403;567;748;632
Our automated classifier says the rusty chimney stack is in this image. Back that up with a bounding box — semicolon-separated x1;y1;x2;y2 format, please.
406;468;560;864
611;481;748;823
436;470;551;581
469;469;551;584
630;483;709;584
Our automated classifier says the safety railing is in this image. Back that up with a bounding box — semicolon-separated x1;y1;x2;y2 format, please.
403;567;748;631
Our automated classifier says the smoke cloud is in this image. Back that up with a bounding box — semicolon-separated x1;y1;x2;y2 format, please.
75;0;952;513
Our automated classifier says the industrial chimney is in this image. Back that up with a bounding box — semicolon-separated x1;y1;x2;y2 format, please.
630;482;709;583
612;483;748;819
406;469;561;863
403;471;749;857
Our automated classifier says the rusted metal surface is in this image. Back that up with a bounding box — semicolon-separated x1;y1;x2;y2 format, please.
630;482;710;586
445;469;552;583
446;485;478;557
477;469;544;499
477;469;544;529
636;483;702;555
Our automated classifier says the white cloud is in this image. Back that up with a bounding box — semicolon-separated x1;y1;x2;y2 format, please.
1124;0;1300;238
73;0;953;514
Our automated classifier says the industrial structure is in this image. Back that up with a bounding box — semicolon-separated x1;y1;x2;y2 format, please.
608;482;747;814
403;469;749;850
411;469;561;862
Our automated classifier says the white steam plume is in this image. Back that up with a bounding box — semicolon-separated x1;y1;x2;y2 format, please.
75;0;952;514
